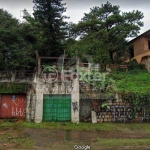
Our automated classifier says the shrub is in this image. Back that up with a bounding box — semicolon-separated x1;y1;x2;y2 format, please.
128;59;146;71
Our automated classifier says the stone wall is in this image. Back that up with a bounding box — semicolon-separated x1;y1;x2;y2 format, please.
80;96;144;123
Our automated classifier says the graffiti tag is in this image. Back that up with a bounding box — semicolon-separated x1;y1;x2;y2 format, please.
3;103;8;108
113;106;132;122
72;102;78;113
12;107;26;117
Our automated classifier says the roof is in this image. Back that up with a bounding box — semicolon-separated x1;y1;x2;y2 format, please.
128;29;150;44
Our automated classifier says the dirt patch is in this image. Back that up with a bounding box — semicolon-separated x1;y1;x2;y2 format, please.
1;126;150;150
23;128;150;147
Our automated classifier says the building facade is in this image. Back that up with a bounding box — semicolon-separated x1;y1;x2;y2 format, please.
128;30;150;69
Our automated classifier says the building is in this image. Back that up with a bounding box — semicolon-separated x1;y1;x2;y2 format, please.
0;56;80;123
128;29;150;68
0;50;148;123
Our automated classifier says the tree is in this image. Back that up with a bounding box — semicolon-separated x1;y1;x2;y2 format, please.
67;1;144;64
0;9;36;71
33;0;69;56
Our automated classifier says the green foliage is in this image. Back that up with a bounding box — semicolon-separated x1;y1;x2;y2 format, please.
0;121;116;131
111;71;150;93
111;70;150;116
122;92;150;118
1;121;150;133
128;59;146;71
101;102;110;109
124;92;150;110
0;82;27;93
0;9;36;71
66;1;144;64
32;0;69;56
97;138;150;148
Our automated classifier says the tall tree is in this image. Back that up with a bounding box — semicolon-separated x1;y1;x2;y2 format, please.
67;1;144;64
33;0;69;56
0;9;36;71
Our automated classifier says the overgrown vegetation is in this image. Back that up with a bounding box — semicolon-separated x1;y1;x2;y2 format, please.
0;1;145;71
110;62;150;117
111;71;150;93
0;82;27;93
79;59;150;116
128;59;146;71
0;0;149;122
0;9;36;71
66;1;144;65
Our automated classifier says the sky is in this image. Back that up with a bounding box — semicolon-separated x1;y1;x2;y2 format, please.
0;0;150;35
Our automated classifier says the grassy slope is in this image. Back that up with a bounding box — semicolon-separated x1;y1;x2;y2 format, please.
110;70;150;93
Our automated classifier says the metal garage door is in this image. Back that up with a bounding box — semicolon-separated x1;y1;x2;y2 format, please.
0;94;26;119
43;94;71;122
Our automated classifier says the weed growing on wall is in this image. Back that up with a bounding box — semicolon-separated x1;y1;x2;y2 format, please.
111;69;150;118
0;82;28;93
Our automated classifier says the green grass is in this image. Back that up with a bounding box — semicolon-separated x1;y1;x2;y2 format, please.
1;122;150;149
0;121;116;131
111;71;150;93
1;121;150;132
96;138;150;147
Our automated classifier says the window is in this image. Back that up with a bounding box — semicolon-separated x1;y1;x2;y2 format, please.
148;40;150;49
129;45;134;58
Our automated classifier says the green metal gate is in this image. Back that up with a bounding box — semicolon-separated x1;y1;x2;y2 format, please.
43;94;71;122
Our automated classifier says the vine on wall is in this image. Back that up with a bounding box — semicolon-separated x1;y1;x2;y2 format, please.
111;68;150;118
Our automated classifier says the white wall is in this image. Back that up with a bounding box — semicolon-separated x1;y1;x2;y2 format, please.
34;77;80;123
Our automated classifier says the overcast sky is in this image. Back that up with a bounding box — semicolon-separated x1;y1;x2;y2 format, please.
0;0;150;35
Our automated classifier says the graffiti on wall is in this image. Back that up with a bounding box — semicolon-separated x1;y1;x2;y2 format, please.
11;95;26;117
3;103;8;108
79;97;150;122
12;107;26;117
113;106;132;122
52;81;73;94
1;95;26;118
72;102;78;113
